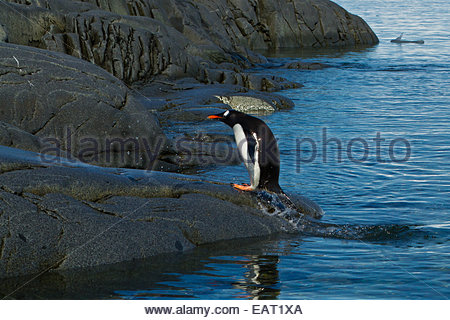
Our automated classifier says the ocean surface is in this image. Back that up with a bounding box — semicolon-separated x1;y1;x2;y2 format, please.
4;0;448;299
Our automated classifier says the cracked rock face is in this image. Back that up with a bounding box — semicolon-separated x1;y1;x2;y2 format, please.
0;42;167;170
0;0;378;83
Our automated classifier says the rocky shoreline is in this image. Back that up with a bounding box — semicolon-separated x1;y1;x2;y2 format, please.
0;0;377;279
0;145;324;278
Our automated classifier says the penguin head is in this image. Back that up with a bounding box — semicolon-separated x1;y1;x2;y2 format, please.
207;109;242;128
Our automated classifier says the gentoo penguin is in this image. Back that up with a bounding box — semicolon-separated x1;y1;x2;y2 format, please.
208;110;282;193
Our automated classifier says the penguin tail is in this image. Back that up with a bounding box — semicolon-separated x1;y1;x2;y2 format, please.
266;183;283;194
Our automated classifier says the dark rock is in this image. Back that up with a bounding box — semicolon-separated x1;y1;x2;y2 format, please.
285;61;331;70
0;145;326;279
0;42;167;170
0;0;378;84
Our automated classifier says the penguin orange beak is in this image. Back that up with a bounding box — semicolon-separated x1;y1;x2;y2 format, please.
207;115;223;119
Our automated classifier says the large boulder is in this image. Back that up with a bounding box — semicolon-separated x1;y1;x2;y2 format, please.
0;42;168;169
0;145;323;279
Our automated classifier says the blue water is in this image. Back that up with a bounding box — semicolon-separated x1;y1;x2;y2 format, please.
117;0;449;299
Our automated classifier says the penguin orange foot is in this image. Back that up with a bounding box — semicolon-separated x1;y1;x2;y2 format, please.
232;183;254;191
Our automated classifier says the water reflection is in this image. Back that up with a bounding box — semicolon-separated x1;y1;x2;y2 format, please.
233;255;280;299
0;236;289;300
255;45;376;60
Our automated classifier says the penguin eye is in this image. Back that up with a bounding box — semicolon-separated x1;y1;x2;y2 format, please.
223;110;230;117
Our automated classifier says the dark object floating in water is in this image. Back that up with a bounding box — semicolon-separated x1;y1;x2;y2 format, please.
391;33;424;44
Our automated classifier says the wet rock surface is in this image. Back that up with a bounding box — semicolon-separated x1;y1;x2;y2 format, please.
0;146;324;278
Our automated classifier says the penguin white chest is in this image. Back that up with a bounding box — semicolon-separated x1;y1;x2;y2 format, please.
232;124;260;188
